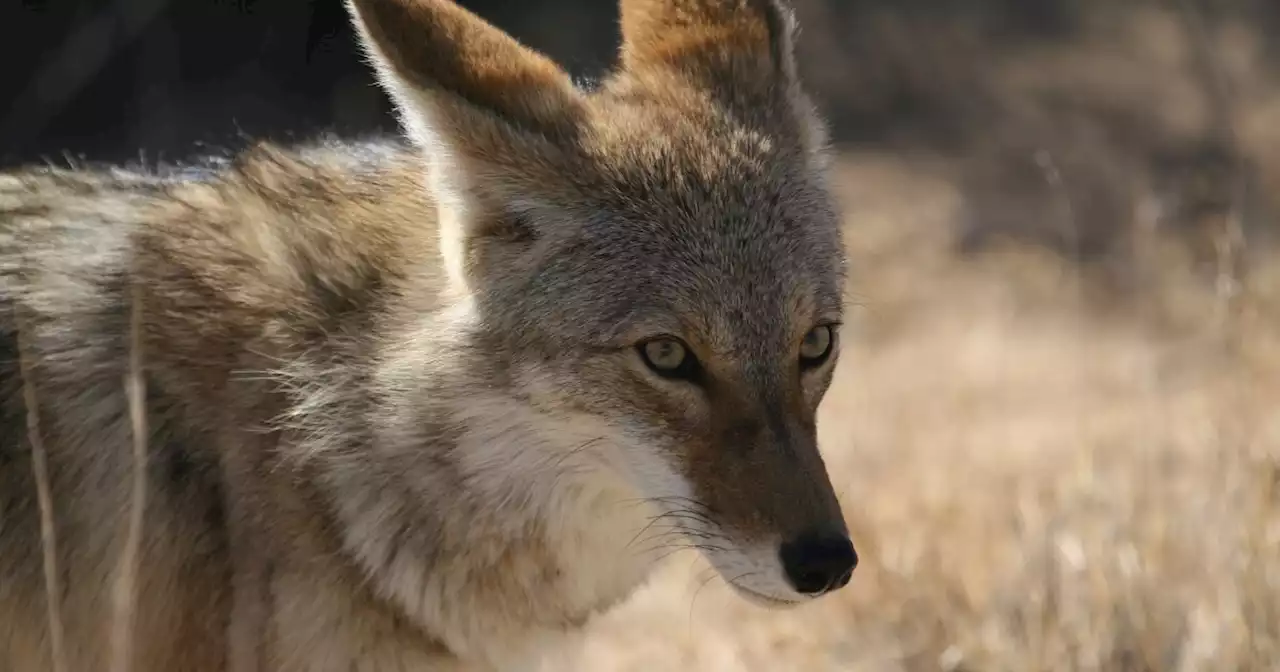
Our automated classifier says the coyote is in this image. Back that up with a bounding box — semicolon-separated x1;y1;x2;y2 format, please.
0;0;854;669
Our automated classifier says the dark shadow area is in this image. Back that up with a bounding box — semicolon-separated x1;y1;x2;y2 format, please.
2;0;1277;272
0;0;619;165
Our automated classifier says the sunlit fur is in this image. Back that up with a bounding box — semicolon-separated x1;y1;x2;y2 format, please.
0;0;850;669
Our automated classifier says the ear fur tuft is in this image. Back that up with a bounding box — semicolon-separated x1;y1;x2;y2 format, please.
618;0;800;97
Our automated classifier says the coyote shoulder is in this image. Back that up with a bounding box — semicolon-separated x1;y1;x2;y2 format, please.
0;0;855;669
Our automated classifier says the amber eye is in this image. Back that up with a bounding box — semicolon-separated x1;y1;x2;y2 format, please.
799;325;835;368
638;337;701;381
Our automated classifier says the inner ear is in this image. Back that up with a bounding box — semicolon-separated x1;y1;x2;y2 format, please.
345;0;586;156
617;0;800;97
613;0;827;153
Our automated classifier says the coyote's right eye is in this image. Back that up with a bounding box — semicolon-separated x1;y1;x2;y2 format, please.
638;337;701;381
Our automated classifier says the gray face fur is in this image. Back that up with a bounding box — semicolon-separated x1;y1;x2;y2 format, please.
351;0;855;604
457;101;851;602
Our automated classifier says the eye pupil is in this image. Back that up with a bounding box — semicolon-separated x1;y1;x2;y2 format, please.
644;339;686;370
639;337;700;381
799;325;834;366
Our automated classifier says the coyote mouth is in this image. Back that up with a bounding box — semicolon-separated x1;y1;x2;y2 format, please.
727;583;805;609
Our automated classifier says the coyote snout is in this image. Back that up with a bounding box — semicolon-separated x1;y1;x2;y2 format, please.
684;387;856;604
607;313;856;606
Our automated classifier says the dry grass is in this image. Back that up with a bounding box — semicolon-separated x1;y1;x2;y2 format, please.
110;283;148;672
19;273;148;672
543;156;1280;672
16;306;68;672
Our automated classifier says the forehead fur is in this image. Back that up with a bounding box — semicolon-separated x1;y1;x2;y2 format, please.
508;96;845;351
342;0;844;351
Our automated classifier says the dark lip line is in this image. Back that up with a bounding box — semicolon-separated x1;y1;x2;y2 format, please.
730;584;804;606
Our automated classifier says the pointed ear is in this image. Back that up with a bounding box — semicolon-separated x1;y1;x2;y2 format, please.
619;0;801;100
617;0;827;154
345;0;590;293
345;0;585;156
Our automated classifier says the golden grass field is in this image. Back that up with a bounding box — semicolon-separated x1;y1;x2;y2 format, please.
542;155;1280;672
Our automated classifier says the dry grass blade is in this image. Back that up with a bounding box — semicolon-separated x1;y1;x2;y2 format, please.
1174;0;1249;344
110;283;148;672
16;308;69;672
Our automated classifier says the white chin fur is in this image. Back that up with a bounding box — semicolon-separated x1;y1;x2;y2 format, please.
698;542;810;607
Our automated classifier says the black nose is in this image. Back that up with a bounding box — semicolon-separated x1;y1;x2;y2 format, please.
779;531;858;595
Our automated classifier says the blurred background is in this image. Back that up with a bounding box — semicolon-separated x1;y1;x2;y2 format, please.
4;1;1278;670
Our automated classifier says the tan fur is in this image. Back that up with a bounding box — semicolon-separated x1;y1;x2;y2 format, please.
0;0;852;669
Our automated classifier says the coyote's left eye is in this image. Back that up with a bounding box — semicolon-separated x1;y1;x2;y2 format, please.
799;325;835;368
638;337;701;382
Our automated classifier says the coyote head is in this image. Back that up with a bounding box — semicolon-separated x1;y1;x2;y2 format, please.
347;0;854;605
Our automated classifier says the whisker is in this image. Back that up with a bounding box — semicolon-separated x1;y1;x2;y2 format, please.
625;509;721;551
627;523;730;558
